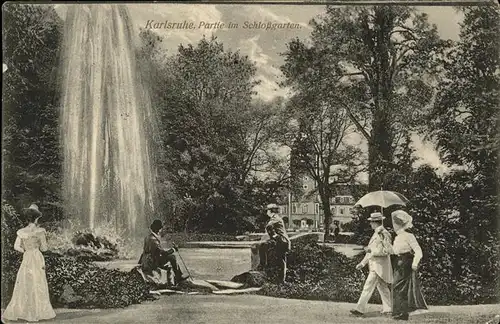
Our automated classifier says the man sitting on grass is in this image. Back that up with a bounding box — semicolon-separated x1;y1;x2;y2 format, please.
138;219;190;286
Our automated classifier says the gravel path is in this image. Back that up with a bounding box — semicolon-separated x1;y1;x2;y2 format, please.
13;294;499;324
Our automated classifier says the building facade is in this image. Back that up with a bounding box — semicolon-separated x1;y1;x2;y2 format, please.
277;175;356;231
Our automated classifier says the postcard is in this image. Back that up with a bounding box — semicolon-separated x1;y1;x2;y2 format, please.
2;1;499;323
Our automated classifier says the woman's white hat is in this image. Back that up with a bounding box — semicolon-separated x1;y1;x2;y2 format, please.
391;210;413;231
24;203;42;216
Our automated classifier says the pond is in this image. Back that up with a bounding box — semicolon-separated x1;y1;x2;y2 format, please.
94;248;251;281
94;244;363;281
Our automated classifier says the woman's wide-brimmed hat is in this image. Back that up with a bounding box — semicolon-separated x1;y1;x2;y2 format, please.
391;210;413;230
367;212;385;221
23;203;42;217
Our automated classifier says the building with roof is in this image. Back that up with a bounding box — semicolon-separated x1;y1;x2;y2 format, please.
277;175;358;231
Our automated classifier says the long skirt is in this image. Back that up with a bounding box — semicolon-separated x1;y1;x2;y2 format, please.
392;252;428;315
3;250;56;322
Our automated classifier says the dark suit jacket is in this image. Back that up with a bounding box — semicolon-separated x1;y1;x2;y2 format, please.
138;232;174;273
266;215;291;251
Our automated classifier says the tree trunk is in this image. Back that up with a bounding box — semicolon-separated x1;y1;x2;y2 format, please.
368;107;393;191
367;8;396;191
319;185;333;238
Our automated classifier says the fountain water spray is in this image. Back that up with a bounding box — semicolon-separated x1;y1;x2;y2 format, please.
60;4;157;235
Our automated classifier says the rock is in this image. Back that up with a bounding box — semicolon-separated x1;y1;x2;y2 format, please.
230;271;268;288
66;231;119;261
151;289;184;295
72;231;118;252
96;235;119;253
134;266;174;288
59;283;83;304
212;287;262;295
205;280;245;289
73;232;100;248
177;278;220;292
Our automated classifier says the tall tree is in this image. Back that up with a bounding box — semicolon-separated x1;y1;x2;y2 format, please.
293;98;364;237
238;97;290;187
277;48;365;237
148;36;268;233
425;5;499;282
2;4;63;218
428;6;499;178
304;6;446;190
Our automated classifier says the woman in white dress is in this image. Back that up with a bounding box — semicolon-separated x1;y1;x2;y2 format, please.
391;210;428;321
2;204;56;322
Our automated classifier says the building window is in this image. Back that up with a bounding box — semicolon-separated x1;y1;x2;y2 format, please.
340;207;344;215
292;203;297;214
302;204;308;214
283;205;288;214
315;203;319;215
334;197;341;204
303;185;308;189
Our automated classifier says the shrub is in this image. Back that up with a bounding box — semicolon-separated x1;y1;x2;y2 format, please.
1;204;151;309
162;232;237;244
259;240;382;305
339;166;499;306
1;202;24;250
1;249;153;309
1;202;154;309
259;239;498;305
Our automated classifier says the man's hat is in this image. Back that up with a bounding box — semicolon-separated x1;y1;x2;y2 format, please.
150;219;163;230
266;203;279;210
367;212;385;221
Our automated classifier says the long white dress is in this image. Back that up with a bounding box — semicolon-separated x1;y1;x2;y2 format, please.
2;225;56;322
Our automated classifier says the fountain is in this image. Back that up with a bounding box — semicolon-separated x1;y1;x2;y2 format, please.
59;4;157;236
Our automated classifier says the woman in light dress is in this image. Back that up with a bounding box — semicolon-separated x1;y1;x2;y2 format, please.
391;210;428;321
2;204;56;322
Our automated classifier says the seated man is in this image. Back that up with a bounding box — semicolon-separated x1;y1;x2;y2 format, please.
258;204;291;284
138;219;190;285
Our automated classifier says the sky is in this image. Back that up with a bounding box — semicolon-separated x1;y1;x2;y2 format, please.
54;4;465;181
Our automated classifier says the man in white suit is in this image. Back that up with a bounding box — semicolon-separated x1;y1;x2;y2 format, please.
350;212;393;317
